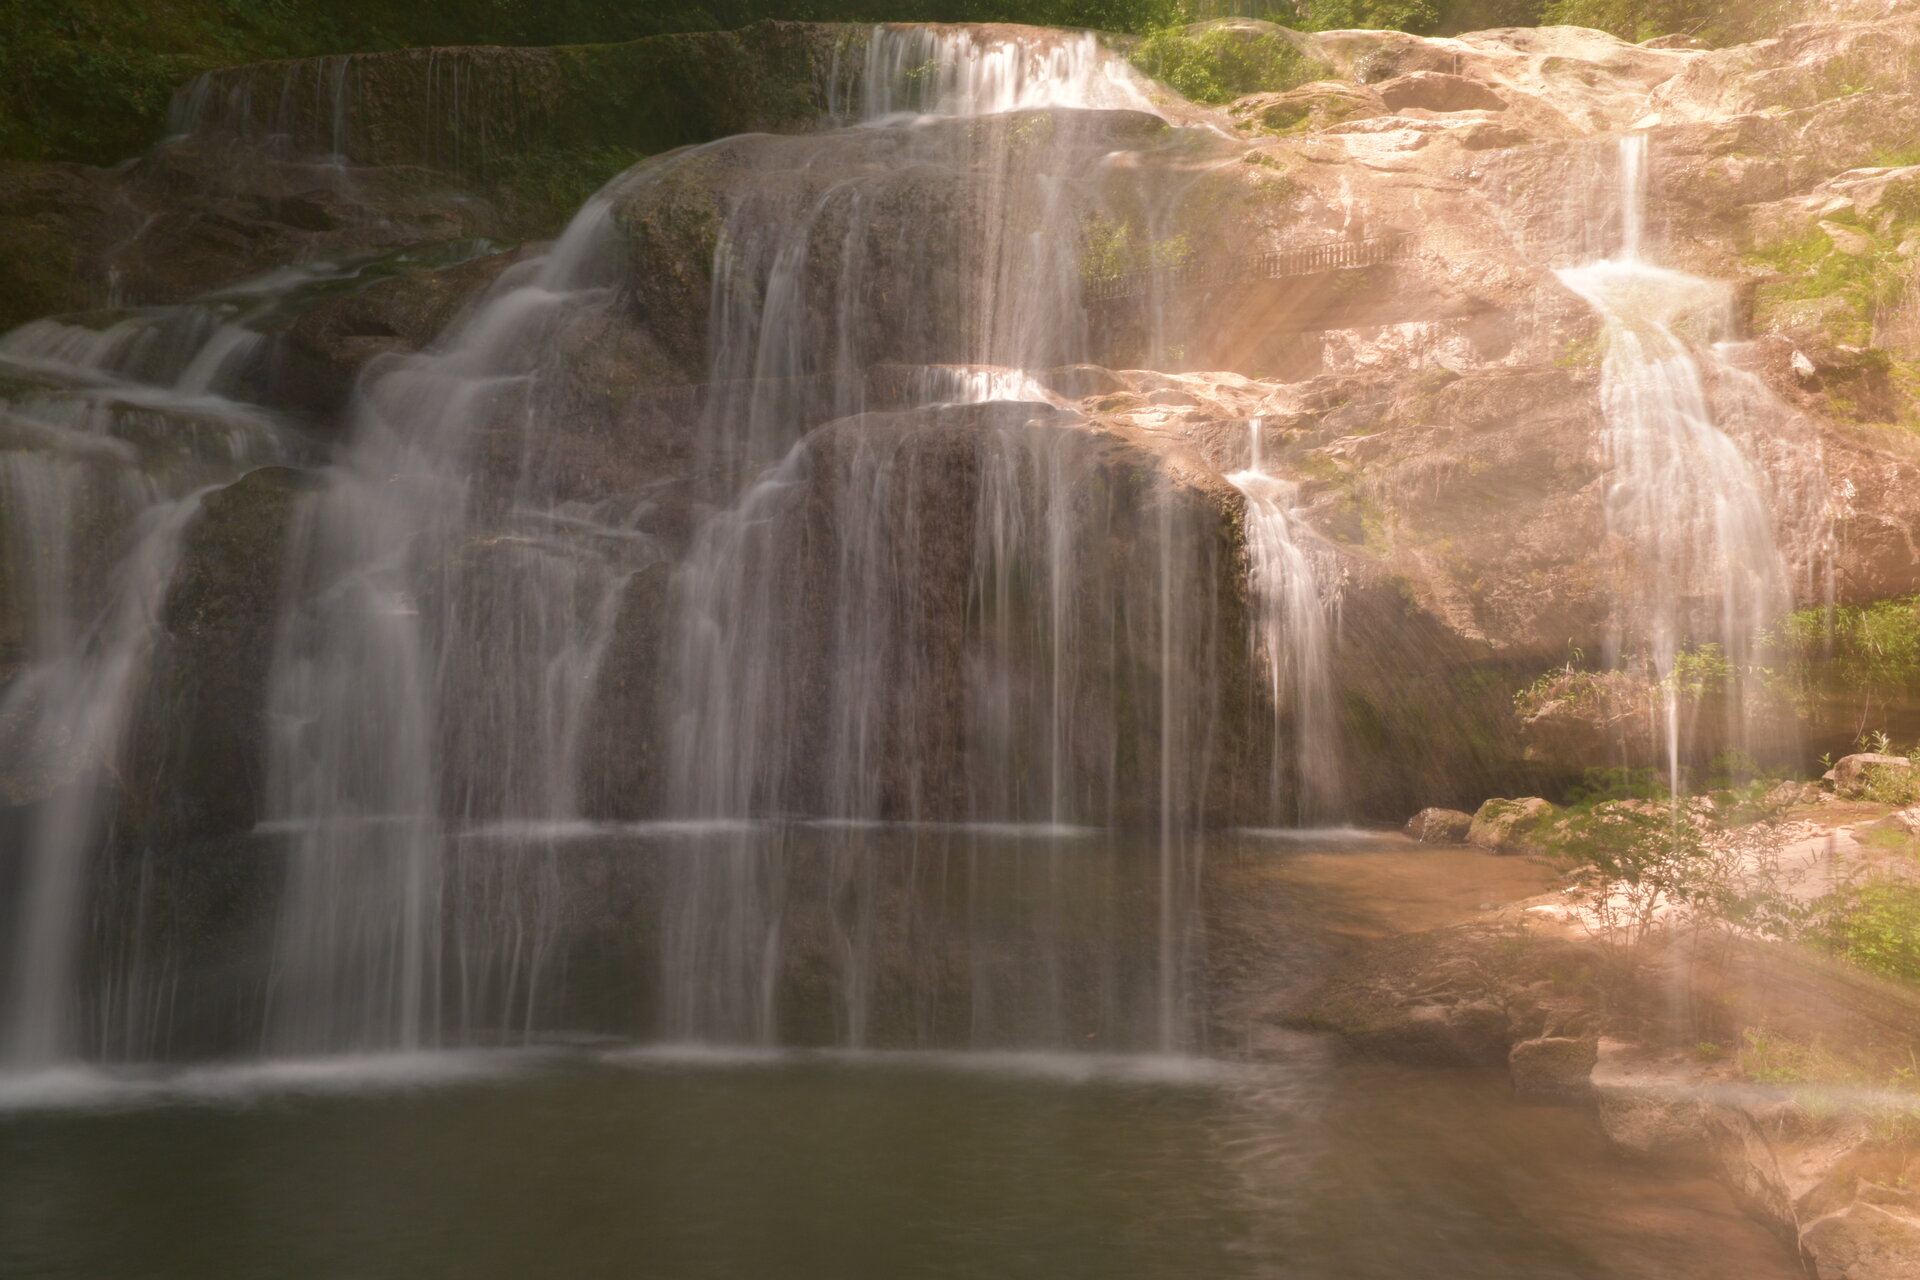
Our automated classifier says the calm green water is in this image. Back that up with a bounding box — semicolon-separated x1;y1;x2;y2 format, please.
0;1046;1797;1280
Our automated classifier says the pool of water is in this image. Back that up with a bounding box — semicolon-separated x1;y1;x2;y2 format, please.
0;1044;1798;1280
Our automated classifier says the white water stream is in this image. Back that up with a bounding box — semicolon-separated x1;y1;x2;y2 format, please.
0;295;299;1067
1226;420;1342;825
1555;134;1792;790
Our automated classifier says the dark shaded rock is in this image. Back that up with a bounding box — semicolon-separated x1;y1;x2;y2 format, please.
576;562;674;820
276;245;528;415
1282;925;1572;1067
173;22;858;208
0;161;116;330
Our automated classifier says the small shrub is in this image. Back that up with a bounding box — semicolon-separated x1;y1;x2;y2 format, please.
1128;23;1326;104
1814;878;1920;985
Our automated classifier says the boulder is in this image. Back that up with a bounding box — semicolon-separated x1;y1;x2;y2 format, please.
1231;81;1386;135
1833;753;1918;801
1893;807;1920;836
1404;806;1473;843
1468;797;1555;853
1591;1039;1710;1155
1374;71;1507;114
1508;1034;1597;1099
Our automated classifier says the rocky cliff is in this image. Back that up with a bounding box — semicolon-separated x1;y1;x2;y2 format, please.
7;9;1920;834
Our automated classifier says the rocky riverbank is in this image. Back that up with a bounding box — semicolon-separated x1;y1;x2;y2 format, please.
1264;784;1920;1280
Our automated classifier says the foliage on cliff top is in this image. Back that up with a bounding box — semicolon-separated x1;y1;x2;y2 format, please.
1540;0;1808;44
1127;22;1327;103
0;0;1847;166
0;1;1187;165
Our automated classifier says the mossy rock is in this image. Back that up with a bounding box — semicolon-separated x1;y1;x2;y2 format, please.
1231;81;1386;136
1468;796;1556;853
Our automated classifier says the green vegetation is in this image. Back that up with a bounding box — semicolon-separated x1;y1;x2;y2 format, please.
1079;213;1196;283
1768;596;1920;725
1817;879;1920;985
1743;176;1920;424
1127;22;1325;104
1541;772;1799;976
1747;227;1914;351
1539;0;1802;44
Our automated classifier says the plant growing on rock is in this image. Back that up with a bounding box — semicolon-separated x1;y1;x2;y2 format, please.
1541;775;1804;996
1127;21;1326;104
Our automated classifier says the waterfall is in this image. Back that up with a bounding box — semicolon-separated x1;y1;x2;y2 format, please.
0;24;1261;1067
842;25;1157;119
1555;134;1793;789
259;197;655;1053
0;289;300;1068
1226;421;1342;826
657;27;1220;1051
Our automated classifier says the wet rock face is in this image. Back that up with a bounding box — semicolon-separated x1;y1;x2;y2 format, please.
662;399;1265;827
1593;1038;1920;1280
123;466;322;843
1405;807;1473;843
16;7;1920;841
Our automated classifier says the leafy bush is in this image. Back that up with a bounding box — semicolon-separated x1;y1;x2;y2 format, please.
1128;22;1326;103
1858;759;1920;806
1539;0;1801;44
1769;597;1920;718
1814;878;1920;985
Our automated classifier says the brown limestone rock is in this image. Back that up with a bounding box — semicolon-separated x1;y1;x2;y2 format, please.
1508;1034;1597;1099
1404;806;1474;843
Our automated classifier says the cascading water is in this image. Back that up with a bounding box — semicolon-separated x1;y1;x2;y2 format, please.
0;289;302;1068
259;197;657;1053
1555;134;1794;790
657;27;1225;1051
0;24;1305;1069
1226;420;1342;826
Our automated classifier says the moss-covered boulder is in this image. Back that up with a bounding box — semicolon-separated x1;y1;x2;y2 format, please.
1468;796;1556;853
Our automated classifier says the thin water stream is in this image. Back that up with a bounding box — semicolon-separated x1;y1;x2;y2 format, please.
1555;134;1795;789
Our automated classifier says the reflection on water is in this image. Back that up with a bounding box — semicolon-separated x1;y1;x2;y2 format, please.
0;1049;1797;1280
